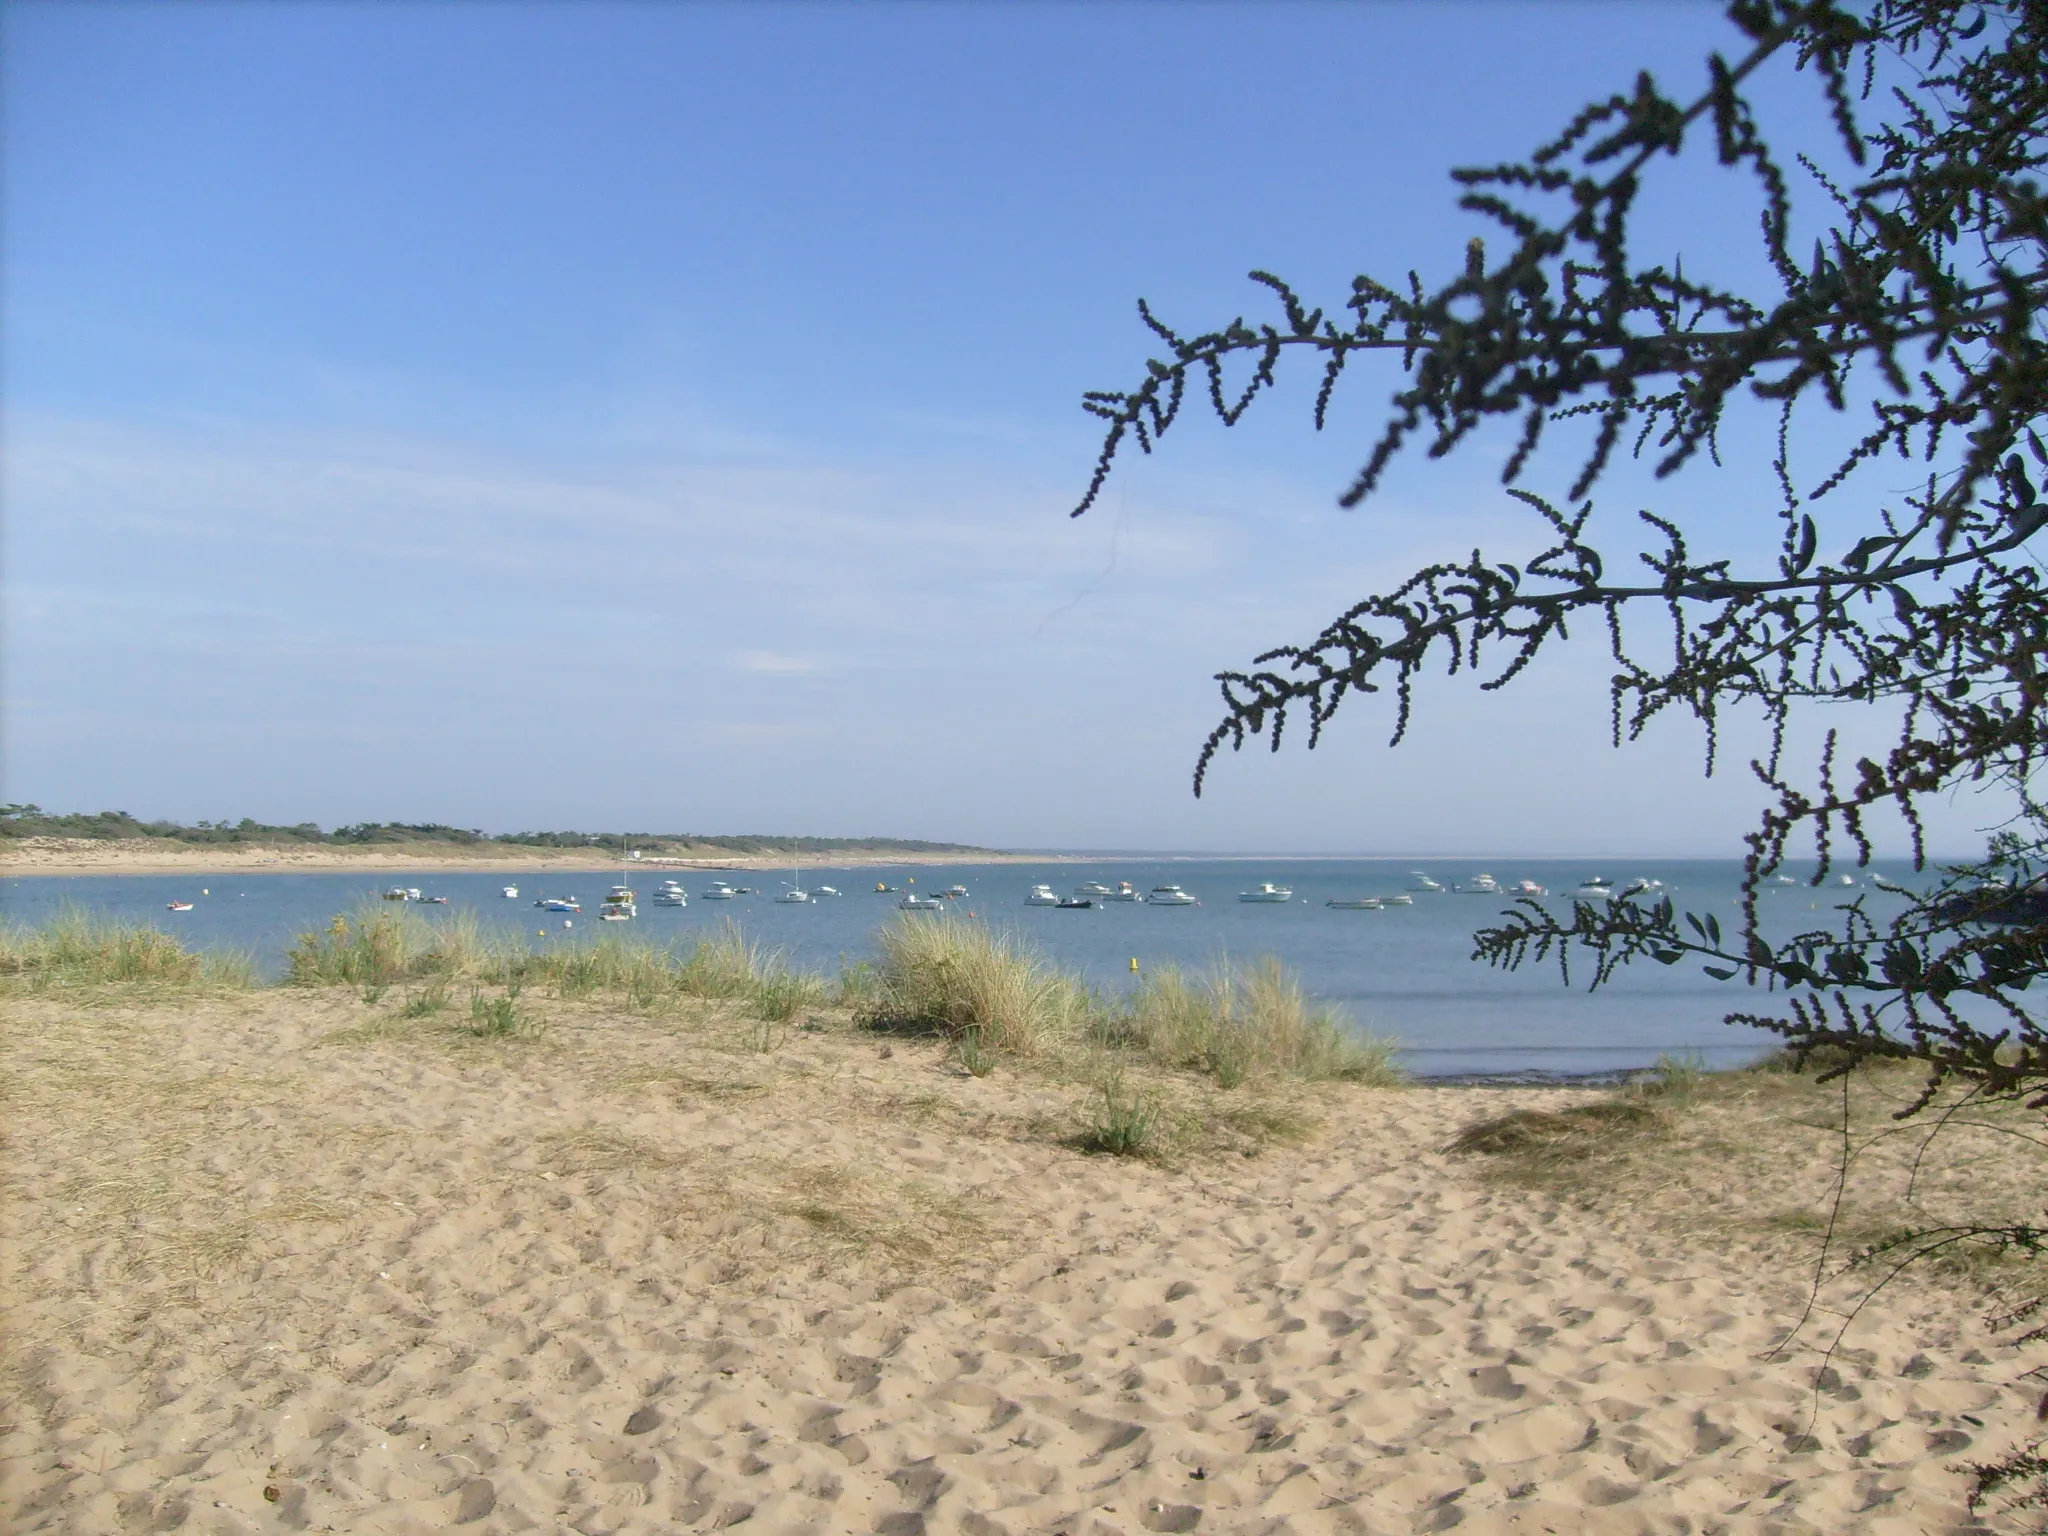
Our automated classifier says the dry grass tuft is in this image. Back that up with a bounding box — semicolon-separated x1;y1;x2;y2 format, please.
1111;958;1404;1087
860;917;1088;1056
1447;1099;1662;1157
0;907;253;992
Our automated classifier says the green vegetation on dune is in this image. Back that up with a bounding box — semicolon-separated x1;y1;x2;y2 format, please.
0;803;992;855
0;907;254;990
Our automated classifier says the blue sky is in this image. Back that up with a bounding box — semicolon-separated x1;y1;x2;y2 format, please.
1;2;1996;855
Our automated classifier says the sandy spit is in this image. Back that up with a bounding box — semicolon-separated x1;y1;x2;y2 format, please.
2;989;2033;1535
2;839;1045;878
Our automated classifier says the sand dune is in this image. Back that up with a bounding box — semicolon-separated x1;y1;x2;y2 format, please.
3;989;2031;1533
2;839;1024;877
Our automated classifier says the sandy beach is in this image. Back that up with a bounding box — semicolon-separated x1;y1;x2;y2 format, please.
4;975;2039;1535
1;839;1038;878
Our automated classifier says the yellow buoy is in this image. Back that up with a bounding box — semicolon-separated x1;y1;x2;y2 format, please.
1130;957;1140;973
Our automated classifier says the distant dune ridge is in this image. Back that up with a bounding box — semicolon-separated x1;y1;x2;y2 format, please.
2;914;2037;1533
0;806;1005;873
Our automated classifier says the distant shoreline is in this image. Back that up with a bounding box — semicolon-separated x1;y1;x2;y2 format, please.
1;837;1057;877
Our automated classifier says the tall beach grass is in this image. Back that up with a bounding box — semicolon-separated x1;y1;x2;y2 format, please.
859;915;1403;1086
8;901;1400;1089
0;906;254;990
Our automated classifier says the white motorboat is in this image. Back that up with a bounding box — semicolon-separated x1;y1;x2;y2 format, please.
701;881;739;900
815;885;840;897
502;885;519;899
1833;873;1858;887
1566;877;1615;901
1147;885;1197;905
1076;881;1115;897
1239;883;1293;903
1383;893;1415;906
603;884;637;920
1455;873;1504;895
900;892;946;911
1510;879;1547;897
599;907;632;922
651;880;687;907
536;896;580;912
945;884;968;898
1025;884;1060;907
1102;882;1143;902
1407;872;1445;893
1326;896;1384;910
1620;877;1665;898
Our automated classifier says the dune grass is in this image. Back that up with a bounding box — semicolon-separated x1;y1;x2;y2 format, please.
11;903;1397;1093
0;907;253;991
857;915;1403;1088
285;908;822;1020
1108;957;1404;1087
859;916;1090;1056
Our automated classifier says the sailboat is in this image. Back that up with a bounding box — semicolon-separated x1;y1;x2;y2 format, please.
601;835;636;920
775;865;812;904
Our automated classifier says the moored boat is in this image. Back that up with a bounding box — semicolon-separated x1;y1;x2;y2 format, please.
1147;885;1197;906
701;881;739;900
1076;881;1115;897
536;897;581;912
166;901;194;912
1566;877;1615;902
1407;872;1445;893
1102;882;1142;902
900;892;946;911
1454;873;1503;895
1025;884;1060;906
1055;896;1094;909
1326;896;1383;910
1239;883;1293;903
502;885;520;899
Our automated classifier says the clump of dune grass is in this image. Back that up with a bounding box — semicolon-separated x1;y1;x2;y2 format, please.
0;907;253;991
517;921;822;1020
1111;958;1403;1087
286;902;485;992
463;979;542;1038
1448;1099;1662;1159
1071;1069;1163;1157
858;916;1088;1057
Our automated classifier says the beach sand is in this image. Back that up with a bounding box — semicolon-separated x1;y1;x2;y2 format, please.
2;839;1033;878
4;987;2036;1534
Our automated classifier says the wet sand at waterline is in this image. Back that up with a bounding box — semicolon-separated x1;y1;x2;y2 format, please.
5;990;2037;1534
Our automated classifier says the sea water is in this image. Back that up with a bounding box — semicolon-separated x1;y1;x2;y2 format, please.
1;857;1924;1078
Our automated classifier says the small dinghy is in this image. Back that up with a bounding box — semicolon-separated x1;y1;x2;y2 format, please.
166;901;195;912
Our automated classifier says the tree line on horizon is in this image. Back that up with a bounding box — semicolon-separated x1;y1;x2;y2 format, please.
0;806;988;855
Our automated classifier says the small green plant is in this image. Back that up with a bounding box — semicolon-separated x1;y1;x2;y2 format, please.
956;1026;997;1078
753;971;823;1023
399;976;449;1017
1636;1053;1706;1107
466;987;524;1038
1075;1071;1161;1157
749;1016;778;1053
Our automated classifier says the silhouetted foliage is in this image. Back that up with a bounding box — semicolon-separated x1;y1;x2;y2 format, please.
1077;0;2046;1512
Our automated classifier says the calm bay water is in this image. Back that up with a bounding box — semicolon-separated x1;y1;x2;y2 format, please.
2;857;1921;1078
